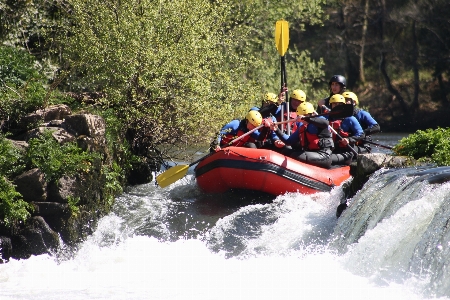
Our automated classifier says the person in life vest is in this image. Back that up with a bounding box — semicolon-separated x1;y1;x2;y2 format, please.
274;89;306;133
328;94;364;165
317;75;347;114
213;110;266;152
342;91;380;136
265;102;334;169
257;90;286;119
247;106;286;152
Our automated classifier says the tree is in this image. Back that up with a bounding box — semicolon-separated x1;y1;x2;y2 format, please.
58;0;329;163
60;0;260;163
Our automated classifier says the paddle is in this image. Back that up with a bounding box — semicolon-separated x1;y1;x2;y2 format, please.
328;126;359;156
156;124;264;188
275;19;289;133
273;103;353;126
361;139;393;150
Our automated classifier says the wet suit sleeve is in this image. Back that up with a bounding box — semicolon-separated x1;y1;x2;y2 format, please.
217;120;240;145
342;117;364;144
357;110;380;135
274;127;300;145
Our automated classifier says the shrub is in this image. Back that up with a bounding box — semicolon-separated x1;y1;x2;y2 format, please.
25;130;101;183
0;176;32;226
0;134;26;178
393;127;450;165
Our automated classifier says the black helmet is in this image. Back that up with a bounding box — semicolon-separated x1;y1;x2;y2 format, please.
329;75;346;88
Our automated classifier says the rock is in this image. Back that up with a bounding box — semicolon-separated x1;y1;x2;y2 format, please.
14;168;47;202
0;236;12;262
47;176;78;203
17;105;72;132
63;114;106;140
345;153;416;200
51;128;76;144
32;202;70;217
9;216;60;259
9;140;28;152
24;126;58;142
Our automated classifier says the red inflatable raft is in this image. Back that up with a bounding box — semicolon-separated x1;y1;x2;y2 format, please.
194;147;351;196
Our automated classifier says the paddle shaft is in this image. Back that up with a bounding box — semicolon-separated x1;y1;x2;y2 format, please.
194;124;263;165
328;126;359;156
362;139;393;150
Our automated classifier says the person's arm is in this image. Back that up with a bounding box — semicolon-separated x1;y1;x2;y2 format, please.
358;110;380;135
305;116;329;129
217;120;240;145
345;117;365;144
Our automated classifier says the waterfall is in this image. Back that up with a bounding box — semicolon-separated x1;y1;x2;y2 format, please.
332;166;450;298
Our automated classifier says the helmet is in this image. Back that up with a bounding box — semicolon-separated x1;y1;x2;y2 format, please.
290;89;306;102
341;91;358;105
329;75;347;88
296;102;315;115
246;110;262;126
329;94;346;104
264;92;278;103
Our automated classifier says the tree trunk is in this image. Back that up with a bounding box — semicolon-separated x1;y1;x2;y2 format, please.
379;52;409;114
359;0;370;83
437;72;449;106
412;20;420;109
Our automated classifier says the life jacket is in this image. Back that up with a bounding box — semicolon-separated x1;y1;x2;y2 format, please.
330;119;350;149
298;123;321;150
220;121;256;147
276;111;298;132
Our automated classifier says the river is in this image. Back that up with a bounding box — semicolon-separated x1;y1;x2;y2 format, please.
2;132;449;299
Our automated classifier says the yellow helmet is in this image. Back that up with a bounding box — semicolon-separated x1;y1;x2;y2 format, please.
296;102;315;115
329;94;346;104
290;89;306;102
341;91;359;105
264;92;278;103
246;110;263;126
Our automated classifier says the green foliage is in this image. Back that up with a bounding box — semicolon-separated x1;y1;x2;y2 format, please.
57;0;329;161
394;127;450;165
0;176;32;226
102;163;124;208
0;45;71;128
67;196;80;217
0;134;26;178
25;130;101;182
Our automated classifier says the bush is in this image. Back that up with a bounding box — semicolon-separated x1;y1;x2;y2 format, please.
0;46;73;130
393;127;450;165
25;130;101;183
0;176;32;226
0;134;26;178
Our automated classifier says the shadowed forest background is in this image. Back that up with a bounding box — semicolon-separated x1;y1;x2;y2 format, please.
1;0;450;160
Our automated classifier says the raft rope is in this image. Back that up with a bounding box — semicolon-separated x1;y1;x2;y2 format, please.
218;148;335;188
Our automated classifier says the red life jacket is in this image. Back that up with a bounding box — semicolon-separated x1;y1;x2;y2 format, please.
330;119;350;149
298;123;321;150
277;111;298;132
220;129;256;147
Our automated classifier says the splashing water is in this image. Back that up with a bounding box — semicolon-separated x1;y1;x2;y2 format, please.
1;164;449;299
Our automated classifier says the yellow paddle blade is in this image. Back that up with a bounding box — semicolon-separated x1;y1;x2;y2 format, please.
275;19;289;56
156;165;190;188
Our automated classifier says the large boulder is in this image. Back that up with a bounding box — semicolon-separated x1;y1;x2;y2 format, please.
17;104;72;131
13;168;47;202
345;153;417;199
10;216;60;259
